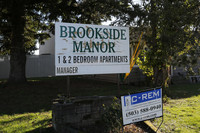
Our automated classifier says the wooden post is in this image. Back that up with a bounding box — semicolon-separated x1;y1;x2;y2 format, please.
66;76;70;98
118;74;121;97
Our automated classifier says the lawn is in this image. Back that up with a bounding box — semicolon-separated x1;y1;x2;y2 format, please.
153;83;200;133
0;77;200;133
0;76;135;133
0;112;52;133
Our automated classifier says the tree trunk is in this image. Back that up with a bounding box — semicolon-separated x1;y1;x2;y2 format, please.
8;0;26;83
153;66;171;88
153;67;163;87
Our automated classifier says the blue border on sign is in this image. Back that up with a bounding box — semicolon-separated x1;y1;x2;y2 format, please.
123;88;162;107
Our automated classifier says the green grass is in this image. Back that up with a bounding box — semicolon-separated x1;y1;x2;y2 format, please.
0;76;200;133
153;83;200;133
0;76;138;133
0;112;53;133
165;83;200;99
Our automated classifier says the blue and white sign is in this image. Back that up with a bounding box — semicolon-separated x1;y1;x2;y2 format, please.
121;88;163;125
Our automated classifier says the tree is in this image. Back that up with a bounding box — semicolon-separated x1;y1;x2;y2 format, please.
114;0;200;87
141;0;200;87
0;0;130;83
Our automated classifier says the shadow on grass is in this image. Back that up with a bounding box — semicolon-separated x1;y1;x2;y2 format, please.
0;115;34;125
0;76;149;133
0;82;56;115
0;115;54;133
166;83;200;99
27;119;54;133
0;76;119;115
26;127;54;133
27;127;55;133
1;76;199;115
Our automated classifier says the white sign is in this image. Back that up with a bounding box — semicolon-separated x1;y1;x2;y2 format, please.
121;88;163;125
55;22;129;76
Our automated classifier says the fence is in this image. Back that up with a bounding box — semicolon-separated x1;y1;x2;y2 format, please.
0;55;199;83
0;55;55;79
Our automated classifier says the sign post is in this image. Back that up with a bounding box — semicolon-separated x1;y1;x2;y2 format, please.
121;88;163;125
55;22;129;76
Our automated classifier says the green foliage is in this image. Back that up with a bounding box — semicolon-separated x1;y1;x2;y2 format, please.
0;0;130;55
101;97;122;133
146;0;199;85
137;53;154;77
0;0;130;82
118;0;200;87
186;67;196;76
163;94;170;103
198;68;200;75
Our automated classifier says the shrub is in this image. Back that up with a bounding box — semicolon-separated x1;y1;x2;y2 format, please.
101;97;122;133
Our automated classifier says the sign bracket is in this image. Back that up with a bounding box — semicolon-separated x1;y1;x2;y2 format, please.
156;116;163;133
